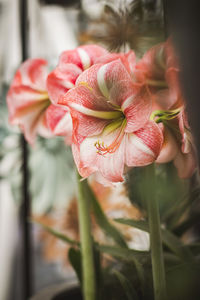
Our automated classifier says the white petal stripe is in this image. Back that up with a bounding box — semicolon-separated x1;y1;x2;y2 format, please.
54;112;71;135
97;65;109;98
77;48;91;70
129;133;155;156
60;80;75;89
69;102;122;119
121;95;134;111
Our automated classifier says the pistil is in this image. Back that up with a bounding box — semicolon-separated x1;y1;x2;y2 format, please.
95;118;127;156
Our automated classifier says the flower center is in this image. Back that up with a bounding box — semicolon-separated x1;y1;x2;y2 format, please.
94;117;127;156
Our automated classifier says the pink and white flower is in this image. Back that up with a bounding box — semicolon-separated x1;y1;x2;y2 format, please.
6;58;72;145
135;40;182;111
156;111;197;178
134;40;197;178
7;59;52;144
59;59;163;182
46;45;109;105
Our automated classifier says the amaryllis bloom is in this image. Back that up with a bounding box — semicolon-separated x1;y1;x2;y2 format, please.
59;59;163;182
156;111;197;178
46;45;109;105
135;39;197;178
135;39;182;111
6;58;72;145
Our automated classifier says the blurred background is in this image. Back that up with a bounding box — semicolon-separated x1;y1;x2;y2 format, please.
0;0;200;300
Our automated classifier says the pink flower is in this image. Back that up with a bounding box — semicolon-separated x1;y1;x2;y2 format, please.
6;58;72;145
156;111;197;178
59;59;163;182
7;59;52;144
136;40;197;178
135;40;182;111
46;45;109;105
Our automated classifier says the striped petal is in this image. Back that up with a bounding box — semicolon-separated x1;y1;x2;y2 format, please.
14;101;50;144
135;43;166;83
11;59;48;91
122;84;152;132
125;121;163;166
58;45;108;71
156;128;179;163
95;50;136;76
70;110;109;144
45;104;72;142
78;128;125;182
59;85;117;115
7;85;48;122
47;64;81;104
76;60;131;101
96;60;131;99
59;85;117;142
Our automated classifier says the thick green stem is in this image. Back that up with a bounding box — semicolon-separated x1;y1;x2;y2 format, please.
145;164;167;300
76;172;96;300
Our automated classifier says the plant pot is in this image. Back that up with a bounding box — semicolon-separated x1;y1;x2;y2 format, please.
30;282;82;300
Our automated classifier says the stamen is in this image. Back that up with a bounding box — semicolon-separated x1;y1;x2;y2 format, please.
94;119;127;156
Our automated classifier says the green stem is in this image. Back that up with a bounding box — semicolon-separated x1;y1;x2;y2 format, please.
76;171;96;300
145;164;167;300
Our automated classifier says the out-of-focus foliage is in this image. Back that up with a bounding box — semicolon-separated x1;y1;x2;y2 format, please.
38;165;200;300
0;86;75;214
30;137;75;215
126;163;200;237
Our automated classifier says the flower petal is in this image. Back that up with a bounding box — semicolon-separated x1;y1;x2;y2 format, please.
11;59;48;91
76;60;131;100
59;85;116;115
15;101;50;144
156;128;179;163
47;64;81;104
123;85;152;132
97;60;131;98
78;129;125;182
45;104;72;140
70;110;109;144
135;43;165;83
95;50;136;76
7;85;49;122
173;150;196;179
58;45;108;71
125;121;163;166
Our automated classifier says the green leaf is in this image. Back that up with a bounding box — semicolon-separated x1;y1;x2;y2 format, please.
182;243;200;257
115;218;149;232
32;220;79;246
113;270;139;300
68;247;82;284
97;244;149;260
161;227;193;261
93;244;103;300
84;180;127;248
114;218;193;261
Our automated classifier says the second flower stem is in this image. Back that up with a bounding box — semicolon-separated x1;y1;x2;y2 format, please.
76;172;96;300
145;164;167;300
